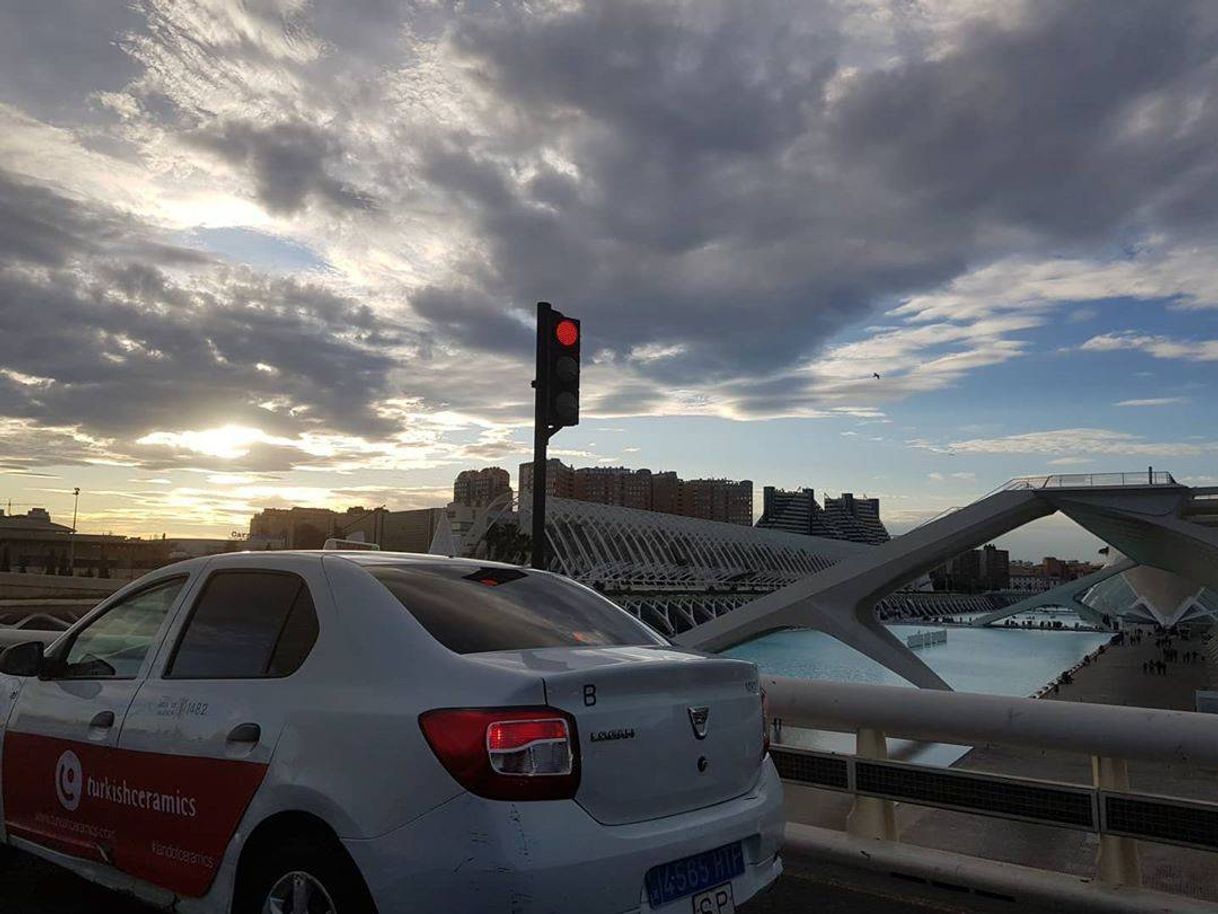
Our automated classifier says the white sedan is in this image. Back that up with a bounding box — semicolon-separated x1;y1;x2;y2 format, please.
0;549;784;914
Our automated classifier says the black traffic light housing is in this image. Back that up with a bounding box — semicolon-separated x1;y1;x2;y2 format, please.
531;301;581;568
544;308;581;427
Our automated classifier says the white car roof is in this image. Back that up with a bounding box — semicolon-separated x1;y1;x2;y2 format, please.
198;550;532;574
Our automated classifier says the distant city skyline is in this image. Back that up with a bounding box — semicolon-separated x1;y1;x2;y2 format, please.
2;2;1215;562
0;456;1122;564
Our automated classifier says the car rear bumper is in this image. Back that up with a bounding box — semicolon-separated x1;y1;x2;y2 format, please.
344;757;784;914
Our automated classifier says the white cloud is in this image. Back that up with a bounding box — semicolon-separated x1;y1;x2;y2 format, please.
894;249;1218;324
1082;333;1218;362
919;428;1218;458
1114;397;1188;407
628;342;688;363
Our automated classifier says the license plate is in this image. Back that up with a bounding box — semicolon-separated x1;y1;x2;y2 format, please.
692;883;735;913
644;842;744;908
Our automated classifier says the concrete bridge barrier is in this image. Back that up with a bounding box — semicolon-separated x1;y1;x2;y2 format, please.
767;676;1218;906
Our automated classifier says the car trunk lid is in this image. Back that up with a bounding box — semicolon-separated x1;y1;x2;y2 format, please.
471;645;764;825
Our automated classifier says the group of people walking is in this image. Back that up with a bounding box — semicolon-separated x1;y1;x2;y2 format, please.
1140;630;1205;675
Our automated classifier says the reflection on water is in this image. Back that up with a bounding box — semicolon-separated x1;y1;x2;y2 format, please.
726;622;1112;765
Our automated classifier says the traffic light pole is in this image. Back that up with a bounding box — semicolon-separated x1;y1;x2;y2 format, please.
530;300;580;570
531;302;553;569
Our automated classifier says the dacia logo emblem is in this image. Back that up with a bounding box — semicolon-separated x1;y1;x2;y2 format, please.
688;706;709;740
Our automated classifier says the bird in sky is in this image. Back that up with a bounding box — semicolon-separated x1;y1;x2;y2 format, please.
872;372;881;380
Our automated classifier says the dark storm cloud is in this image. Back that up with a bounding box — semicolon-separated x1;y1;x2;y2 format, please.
0;171;406;448
188;119;375;215
831;0;1218;240
410;285;532;358
0;172;211;269
6;0;1218;436
0;0;144;119
398;0;1218;391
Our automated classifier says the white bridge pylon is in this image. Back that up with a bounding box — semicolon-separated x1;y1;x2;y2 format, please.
679;474;1218;690
968;557;1137;628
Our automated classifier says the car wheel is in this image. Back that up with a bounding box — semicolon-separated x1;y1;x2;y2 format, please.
238;835;375;914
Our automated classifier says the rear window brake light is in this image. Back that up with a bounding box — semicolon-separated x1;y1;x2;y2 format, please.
462;567;527;587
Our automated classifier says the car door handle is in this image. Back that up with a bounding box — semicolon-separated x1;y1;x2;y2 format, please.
226;723;261;745
89;710;115;729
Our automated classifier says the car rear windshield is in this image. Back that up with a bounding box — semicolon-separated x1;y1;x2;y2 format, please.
367;563;666;654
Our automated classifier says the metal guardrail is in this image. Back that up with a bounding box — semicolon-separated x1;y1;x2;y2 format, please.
1000;472;1178;491
766;675;1218;891
764;676;1218;765
772;746;1218;854
906;471;1180;533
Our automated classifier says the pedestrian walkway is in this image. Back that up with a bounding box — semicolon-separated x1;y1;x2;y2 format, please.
902;629;1218;902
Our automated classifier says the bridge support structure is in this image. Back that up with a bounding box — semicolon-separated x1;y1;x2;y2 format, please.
845;727;897;841
680;475;1218;689
970;558;1136;627
769;676;1218;909
1093;756;1142;888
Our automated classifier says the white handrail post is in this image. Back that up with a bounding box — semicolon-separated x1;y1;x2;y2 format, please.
1093;755;1141;887
846;727;897;841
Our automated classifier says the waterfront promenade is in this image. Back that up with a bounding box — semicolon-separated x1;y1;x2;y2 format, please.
902;629;1218;902
773;627;1218;906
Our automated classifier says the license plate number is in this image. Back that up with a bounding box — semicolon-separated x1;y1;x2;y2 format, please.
645;842;743;908
692;883;735;913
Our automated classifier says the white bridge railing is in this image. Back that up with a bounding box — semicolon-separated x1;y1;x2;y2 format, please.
766;676;1218;904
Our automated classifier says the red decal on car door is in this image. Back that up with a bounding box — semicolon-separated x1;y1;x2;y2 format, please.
3;732;267;896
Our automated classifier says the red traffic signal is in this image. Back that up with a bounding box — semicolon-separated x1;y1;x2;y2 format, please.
555;318;579;348
536;304;580;428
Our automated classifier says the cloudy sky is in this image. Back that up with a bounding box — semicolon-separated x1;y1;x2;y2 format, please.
1;0;1216;558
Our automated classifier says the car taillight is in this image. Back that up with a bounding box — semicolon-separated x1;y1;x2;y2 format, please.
761;688;771;758
419;707;580;801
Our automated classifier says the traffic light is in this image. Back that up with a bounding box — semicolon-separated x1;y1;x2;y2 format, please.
531;301;581;569
543;306;580;427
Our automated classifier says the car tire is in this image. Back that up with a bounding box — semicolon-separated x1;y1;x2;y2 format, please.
236;834;375;914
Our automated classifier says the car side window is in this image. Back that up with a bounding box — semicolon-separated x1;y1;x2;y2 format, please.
61;578;187;680
166;571;319;680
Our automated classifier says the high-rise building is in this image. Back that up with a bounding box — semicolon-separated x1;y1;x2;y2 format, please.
519;461;753;525
756;487;890;544
652;471;680;514
756;487;819;535
821;493;889;545
573;466;620;505
519;459;575;498
620;468;653;510
932;543;1010;592
679;478;753;526
571;466;655;510
979;543;1011;590
453;467;512;507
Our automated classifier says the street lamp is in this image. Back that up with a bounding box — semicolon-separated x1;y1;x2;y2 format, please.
68;487;80;575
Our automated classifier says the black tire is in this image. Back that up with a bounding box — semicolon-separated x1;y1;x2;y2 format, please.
235;833;376;914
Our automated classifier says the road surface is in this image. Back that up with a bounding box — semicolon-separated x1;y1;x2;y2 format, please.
1;847;961;913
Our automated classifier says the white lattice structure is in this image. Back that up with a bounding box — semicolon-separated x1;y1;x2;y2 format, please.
519;496;863;588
